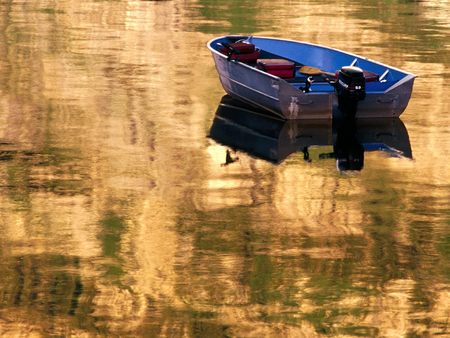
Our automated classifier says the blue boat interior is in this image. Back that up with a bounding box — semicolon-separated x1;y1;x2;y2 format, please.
211;36;407;93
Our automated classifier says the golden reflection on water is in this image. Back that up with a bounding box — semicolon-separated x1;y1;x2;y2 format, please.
0;0;449;337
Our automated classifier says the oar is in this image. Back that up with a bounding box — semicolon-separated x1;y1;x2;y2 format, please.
298;65;336;78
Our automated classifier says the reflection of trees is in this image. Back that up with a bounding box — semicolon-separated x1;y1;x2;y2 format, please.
195;0;262;33
0;2;132;336
348;0;449;64
178;154;449;336
0;254;97;335
0;0;448;337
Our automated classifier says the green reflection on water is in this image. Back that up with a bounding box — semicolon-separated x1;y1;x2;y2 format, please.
3;144;86;210
0;254;93;322
194;0;262;33
438;234;450;279
250;254;281;305
100;213;125;259
36;8;65;15
99;213;128;288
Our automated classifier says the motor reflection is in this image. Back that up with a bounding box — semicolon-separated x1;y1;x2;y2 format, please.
209;95;412;171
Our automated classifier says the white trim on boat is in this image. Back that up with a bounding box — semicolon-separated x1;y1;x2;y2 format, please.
384;74;416;94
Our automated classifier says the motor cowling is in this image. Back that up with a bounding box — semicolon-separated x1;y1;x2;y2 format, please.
336;66;366;101
335;66;366;117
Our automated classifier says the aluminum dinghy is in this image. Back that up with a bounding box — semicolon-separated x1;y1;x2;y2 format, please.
207;36;416;120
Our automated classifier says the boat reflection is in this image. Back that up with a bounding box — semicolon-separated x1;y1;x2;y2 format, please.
209;95;412;170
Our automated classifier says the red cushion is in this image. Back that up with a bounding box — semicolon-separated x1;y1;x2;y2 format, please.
219;48;260;63
219;42;256;55
257;59;295;78
264;69;296;78
227;42;255;54
257;59;295;70
219;42;260;63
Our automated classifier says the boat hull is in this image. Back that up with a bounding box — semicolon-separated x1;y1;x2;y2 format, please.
209;36;416;120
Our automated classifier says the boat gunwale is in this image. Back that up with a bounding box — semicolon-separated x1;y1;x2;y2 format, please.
207;35;417;94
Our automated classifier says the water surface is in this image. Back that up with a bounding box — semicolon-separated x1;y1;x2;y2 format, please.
0;0;449;337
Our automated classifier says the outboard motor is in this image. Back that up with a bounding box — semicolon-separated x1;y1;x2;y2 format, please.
336;66;366;118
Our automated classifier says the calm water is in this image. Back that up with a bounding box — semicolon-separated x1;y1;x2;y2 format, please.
0;0;449;337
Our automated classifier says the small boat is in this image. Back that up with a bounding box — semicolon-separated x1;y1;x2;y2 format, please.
209;95;412;170
207;36;416;120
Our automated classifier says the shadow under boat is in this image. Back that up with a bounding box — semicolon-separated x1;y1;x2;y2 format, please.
209;95;412;169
